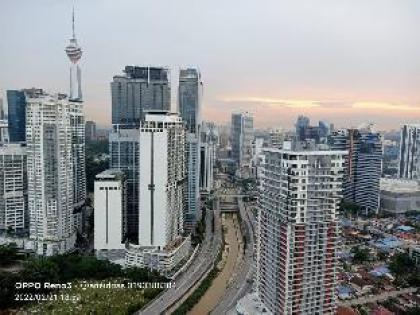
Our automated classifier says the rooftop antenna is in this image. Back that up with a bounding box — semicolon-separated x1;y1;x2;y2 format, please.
72;0;75;39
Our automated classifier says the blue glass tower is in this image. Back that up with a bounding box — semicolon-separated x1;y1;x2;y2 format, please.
7;90;26;142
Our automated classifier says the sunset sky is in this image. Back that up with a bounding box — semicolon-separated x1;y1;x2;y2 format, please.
0;0;419;130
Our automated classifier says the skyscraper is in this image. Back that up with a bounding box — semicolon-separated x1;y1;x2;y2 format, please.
6;90;26;142
256;142;346;314
138;112;186;247
330;127;383;213
398;124;420;179
178;68;202;230
109;128;140;242
200;121;218;192
0;143;27;236
231;112;254;169
94;170;127;260
295;115;310;141
85;120;97;142
65;5;83;102
111;66;171;127
26;93;80;255
0;98;8;142
179;68;202;134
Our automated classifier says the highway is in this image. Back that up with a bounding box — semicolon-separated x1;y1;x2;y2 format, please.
137;206;222;315
211;192;256;314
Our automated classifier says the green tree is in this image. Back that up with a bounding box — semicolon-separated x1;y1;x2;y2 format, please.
0;243;19;266
351;246;370;264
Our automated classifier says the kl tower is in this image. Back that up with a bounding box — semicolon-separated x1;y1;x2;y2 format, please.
65;4;83;101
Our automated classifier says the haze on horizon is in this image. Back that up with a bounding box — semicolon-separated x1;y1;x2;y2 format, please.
0;0;419;130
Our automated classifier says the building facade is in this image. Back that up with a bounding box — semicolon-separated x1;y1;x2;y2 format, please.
200;121;218;192
85;120;97;141
231;112;254;169
398;124;420;180
257;143;346;314
0;143;27;236
330;128;383;213
138;112;186;248
178;68;202;231
26;93;83;255
109;128;140;243
380;178;420;214
6;90;26;142
111;66;171;127
94;170;127;260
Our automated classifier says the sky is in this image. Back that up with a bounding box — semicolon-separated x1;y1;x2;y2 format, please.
0;0;419;130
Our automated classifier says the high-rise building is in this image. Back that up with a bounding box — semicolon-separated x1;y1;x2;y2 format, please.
398;124;420;179
179;68;202;230
85;120;97;142
256;142;346;314
185;134;200;231
94;170;127;260
6;90;26;142
330;127;382;213
138;112;186;247
109;128;139;242
111;66;171;127
179;68;202;134
65;5;86;211
125;111;190;272
231;112;254;168
0;98;8;142
26;93;82;255
0;143;27;236
65;6;83;101
295;115;310;141
200;121;218;192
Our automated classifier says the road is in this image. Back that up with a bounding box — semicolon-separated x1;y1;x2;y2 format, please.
211;193;256;314
339;287;417;307
137;207;222;315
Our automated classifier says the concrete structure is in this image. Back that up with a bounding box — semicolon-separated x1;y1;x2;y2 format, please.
111;66;170;127
26;93;83;255
257;142;346;314
231;112;253;169
251;137;265;180
236;293;273;315
138;112;186;248
200;121;218;192
380;178;420;214
330;127;383;213
179;68;202;230
185;133;200;231
65;5;83;101
94;170;127;260
85;120;97;141
109;128;139;242
125;236;191;273
0;119;8;143
398;124;420;179
0;143;27;236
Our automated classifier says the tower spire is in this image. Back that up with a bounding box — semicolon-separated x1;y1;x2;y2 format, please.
72;2;75;39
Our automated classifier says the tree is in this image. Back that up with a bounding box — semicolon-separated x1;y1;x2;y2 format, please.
389;253;415;275
0;243;19;266
21;258;60;284
351;246;370;264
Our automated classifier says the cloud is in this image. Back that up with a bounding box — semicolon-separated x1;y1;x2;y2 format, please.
352;102;420;111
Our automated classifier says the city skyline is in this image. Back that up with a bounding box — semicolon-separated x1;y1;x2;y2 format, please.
1;0;419;130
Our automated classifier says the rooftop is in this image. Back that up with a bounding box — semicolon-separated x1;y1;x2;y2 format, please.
380;178;420;193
